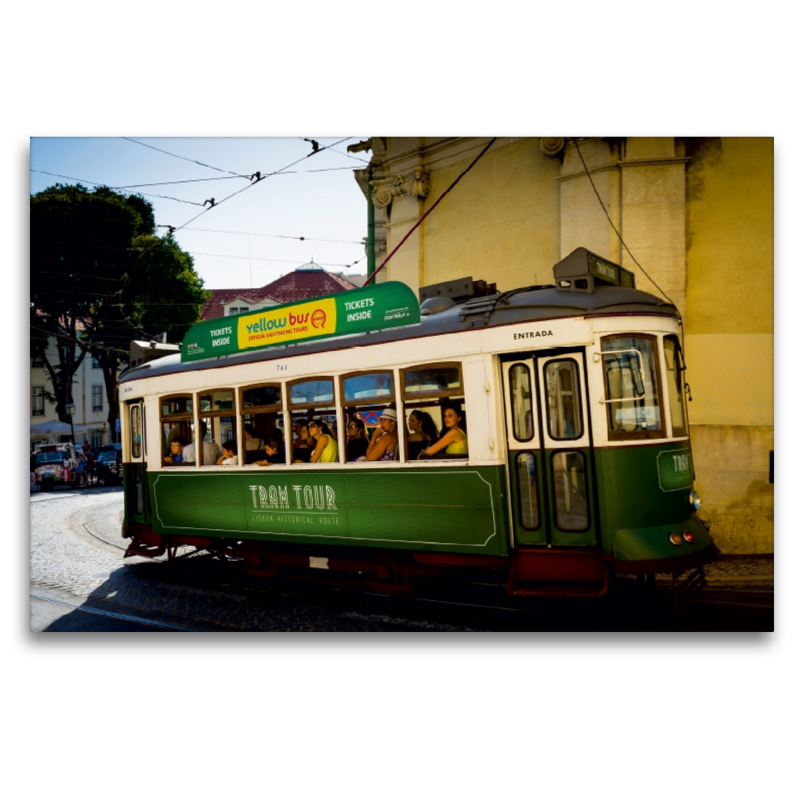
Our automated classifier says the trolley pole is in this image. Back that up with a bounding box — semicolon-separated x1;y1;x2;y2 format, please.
366;165;376;280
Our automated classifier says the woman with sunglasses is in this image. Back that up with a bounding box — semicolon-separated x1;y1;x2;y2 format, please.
346;417;368;462
307;418;338;463
365;408;399;461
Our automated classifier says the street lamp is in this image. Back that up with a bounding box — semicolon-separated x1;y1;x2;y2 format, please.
66;402;76;446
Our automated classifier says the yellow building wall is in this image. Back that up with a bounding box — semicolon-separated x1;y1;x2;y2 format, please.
685;137;774;553
369;136;774;554
383;138;561;296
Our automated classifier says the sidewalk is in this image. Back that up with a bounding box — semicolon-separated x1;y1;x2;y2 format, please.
658;555;774;589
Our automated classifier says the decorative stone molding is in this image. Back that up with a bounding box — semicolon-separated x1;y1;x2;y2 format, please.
540;137;566;158
372;167;431;209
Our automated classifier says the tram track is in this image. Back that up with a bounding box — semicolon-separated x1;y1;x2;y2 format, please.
30;592;199;631
78;504;127;552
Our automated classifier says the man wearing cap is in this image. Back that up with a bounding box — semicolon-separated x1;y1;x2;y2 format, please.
365;408;399;461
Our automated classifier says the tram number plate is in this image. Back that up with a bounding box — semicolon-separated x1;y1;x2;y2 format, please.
309;557;330;570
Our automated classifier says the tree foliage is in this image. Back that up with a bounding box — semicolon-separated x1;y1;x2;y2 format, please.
30;184;209;431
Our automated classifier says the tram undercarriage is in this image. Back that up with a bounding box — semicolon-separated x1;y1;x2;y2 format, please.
123;523;716;604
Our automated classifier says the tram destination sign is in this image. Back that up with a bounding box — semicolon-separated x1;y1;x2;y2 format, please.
182;281;420;363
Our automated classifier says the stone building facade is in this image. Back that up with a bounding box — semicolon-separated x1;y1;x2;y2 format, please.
354;137;773;554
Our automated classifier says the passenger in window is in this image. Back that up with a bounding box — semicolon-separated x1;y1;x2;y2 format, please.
421;403;468;458
365;408;399;461
292;419;308;450
346;417;369;462
182;421;221;465
217;439;238;466
292;423;313;463
253;438;285;467
164;438;185;464
307;418;338;463
407;410;437;460
272;428;287;462
244;424;266;452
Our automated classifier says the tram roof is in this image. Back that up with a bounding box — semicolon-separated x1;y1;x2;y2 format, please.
119;282;677;384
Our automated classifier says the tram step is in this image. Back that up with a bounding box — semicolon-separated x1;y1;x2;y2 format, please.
506;580;608;598
506;550;609;597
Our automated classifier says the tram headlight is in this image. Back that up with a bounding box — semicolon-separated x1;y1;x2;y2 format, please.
689;490;701;511
668;532;683;546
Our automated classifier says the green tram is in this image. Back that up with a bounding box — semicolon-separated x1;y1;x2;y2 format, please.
119;248;718;597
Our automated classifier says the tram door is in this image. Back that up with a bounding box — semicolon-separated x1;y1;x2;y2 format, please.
501;351;597;548
126;398;148;524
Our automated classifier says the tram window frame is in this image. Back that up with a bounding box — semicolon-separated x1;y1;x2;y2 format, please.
239;382;284;464
663;335;688;438
339;370;397;463
543;358;584;441
159;393;194;467
600;334;665;441
287;376;338;463
401;362;467;461
197;388;237;457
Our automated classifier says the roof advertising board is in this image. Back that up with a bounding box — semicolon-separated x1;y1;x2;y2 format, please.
181;281;420;363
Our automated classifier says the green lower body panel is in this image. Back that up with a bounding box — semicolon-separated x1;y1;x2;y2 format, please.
149;466;509;556
594;443;716;563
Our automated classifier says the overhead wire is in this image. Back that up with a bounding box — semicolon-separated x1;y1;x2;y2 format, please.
33;137;359;343
120;137;250;178
31;170;208;207
366;138;498;284
570;137;684;343
117;136;355;340
182;226;363;244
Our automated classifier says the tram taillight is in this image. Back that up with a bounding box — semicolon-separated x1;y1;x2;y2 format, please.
669;532;683;546
683;531;694;544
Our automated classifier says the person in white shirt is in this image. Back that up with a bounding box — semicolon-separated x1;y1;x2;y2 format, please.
217;440;238;466
181;421;221;466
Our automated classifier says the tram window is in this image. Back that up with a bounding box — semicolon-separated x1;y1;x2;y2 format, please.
403;364;461;398
515;453;539;529
130;406;142;459
601;336;664;439
160;394;193;466
551;451;590;532
544;360;583;440
161;396;192;416
402;363;466;461
509;364;534;442
664;336;688;438
242;385;282;409
340;372;396;462
241;384;284;464
289;378;336;463
195;389;235;465
290;379;334;405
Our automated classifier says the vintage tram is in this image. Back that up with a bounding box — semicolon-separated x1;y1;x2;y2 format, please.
118;248;718;598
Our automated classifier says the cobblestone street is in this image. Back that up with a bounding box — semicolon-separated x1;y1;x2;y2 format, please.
30;487;774;632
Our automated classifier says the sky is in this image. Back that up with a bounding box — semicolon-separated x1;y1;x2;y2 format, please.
30;136;372;290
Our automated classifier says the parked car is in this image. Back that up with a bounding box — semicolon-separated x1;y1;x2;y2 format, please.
95;443;122;485
33;444;79;491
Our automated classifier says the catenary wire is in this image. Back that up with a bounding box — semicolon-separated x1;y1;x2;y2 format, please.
120;137;250;178
31;170;208;206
